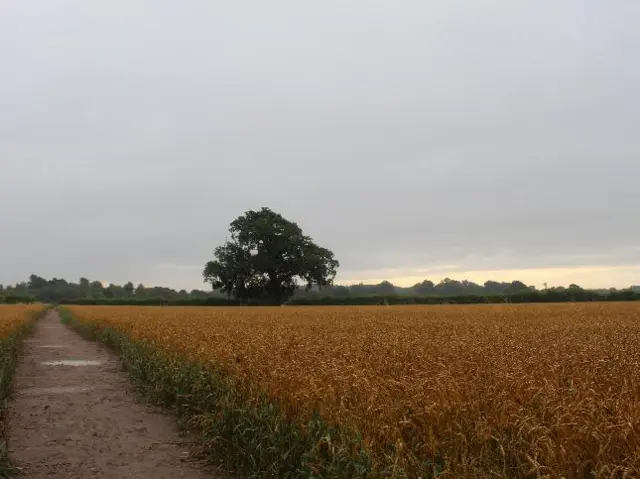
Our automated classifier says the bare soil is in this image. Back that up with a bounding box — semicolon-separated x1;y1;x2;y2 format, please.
6;311;222;478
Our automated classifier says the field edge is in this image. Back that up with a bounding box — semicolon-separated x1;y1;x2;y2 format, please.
58;308;379;479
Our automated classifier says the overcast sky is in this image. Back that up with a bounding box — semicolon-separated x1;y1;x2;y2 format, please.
1;1;639;290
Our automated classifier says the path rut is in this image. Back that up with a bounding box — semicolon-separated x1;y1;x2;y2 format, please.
6;311;220;478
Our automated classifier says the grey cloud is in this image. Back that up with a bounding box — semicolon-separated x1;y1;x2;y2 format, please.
1;1;639;289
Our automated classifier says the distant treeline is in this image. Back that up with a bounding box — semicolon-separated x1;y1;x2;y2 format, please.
290;289;640;305
1;275;220;305
2;274;639;306
0;294;36;304
58;290;640;306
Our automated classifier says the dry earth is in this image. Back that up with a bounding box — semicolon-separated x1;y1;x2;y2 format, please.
6;311;222;478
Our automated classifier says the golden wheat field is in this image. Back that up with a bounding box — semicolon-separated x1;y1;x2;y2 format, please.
0;304;41;338
67;303;640;477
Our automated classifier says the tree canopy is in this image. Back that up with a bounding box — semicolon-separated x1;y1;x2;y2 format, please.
202;207;339;304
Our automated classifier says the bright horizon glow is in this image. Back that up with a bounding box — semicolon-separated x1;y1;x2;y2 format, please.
339;264;640;290
124;263;640;291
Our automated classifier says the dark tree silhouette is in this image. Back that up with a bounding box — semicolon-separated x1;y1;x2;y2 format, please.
203;207;339;304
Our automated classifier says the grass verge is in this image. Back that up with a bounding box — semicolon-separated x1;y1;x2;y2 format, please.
59;308;375;478
0;306;49;477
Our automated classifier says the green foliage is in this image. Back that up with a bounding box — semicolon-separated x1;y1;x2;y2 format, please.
56;289;640;307
2;275;220;304
0;295;35;305
5;273;640;307
289;289;640;305
203;207;339;305
60;309;374;478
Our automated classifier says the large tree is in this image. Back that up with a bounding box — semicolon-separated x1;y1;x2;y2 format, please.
203;207;339;304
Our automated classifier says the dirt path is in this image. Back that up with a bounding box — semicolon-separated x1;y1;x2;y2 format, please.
6;311;221;478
